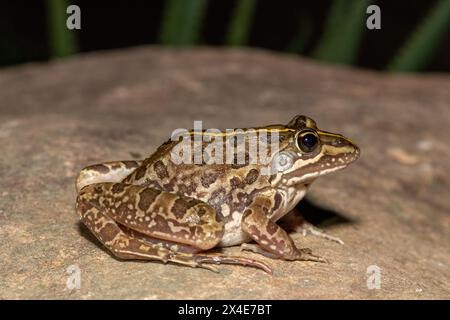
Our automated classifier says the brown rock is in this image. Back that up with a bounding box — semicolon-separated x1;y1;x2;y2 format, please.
0;47;449;299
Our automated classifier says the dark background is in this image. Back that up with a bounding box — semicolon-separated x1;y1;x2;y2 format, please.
0;0;449;72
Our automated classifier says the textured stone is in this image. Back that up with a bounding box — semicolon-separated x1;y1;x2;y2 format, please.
0;47;449;299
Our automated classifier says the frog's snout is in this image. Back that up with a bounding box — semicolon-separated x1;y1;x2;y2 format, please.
318;130;360;166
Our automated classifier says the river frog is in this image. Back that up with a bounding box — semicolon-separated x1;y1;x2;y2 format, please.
76;115;359;273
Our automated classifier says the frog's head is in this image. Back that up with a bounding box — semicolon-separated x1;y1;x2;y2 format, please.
270;115;360;185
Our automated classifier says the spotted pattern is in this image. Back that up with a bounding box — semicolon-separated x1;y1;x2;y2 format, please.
138;188;161;211
90;164;109;174
153;160;169;179
245;169;259;185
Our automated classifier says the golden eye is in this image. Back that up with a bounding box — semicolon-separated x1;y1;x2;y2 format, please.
296;130;319;153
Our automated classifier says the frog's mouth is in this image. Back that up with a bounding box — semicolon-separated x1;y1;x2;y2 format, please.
282;163;348;186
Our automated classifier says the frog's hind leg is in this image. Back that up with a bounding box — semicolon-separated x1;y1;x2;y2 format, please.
77;192;219;272
124;227;272;274
76;160;142;192
77;182;272;273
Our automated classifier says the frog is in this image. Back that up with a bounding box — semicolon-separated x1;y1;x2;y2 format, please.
75;115;360;274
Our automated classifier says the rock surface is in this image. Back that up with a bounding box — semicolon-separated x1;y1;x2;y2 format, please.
0;47;449;299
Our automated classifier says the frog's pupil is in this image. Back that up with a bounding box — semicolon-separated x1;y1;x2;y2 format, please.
301;134;317;151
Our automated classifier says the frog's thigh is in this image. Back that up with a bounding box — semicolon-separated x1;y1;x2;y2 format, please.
76;160;142;192
77;182;224;250
76;193;219;270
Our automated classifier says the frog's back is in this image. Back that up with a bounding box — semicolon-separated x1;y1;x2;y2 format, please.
125;141;270;213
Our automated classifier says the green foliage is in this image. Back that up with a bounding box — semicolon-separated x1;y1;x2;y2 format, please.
226;0;257;46
45;0;78;58
159;0;207;46
312;0;370;65
287;14;314;54
38;0;449;73
387;0;450;72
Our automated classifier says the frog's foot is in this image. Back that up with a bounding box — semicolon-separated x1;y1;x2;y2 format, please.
297;221;344;245
240;243;328;264
297;248;329;263
280;212;344;245
195;253;273;274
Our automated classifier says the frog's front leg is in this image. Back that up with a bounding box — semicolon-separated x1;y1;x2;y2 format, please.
76;160;142;192
241;196;327;262
76;182;271;273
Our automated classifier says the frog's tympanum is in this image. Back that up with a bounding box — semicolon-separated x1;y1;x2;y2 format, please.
76;115;359;273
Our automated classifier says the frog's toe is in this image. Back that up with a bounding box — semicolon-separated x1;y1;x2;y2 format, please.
299;247;313;255
195;253;273;275
298;249;329;263
298;222;344;245
198;263;220;273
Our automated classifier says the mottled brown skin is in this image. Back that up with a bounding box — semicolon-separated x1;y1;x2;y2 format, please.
76;115;360;273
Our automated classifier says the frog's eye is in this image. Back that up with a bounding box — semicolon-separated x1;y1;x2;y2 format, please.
296;130;319;153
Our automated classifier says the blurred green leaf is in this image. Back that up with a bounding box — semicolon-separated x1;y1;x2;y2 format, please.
287;14;314;54
45;0;78;58
312;0;369;65
387;0;450;72
226;0;257;46
159;0;207;46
